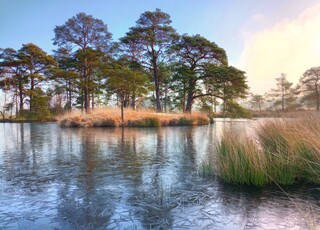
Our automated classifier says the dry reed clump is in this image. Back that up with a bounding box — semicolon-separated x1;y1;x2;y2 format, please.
58;108;210;128
257;117;320;184
204;114;320;187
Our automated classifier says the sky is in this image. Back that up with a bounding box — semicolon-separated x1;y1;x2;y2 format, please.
1;0;320;95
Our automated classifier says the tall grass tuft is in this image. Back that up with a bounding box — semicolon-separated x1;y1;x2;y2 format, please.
214;132;268;187
204;114;320;186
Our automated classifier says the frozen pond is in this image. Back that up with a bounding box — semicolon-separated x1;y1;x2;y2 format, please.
0;122;319;229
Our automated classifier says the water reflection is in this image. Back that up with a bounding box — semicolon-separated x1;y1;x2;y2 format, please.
0;122;319;229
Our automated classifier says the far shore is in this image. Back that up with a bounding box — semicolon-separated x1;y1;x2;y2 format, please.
0;118;57;123
1;110;318;125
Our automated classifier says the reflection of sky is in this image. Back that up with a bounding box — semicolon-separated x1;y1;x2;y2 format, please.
0;123;319;229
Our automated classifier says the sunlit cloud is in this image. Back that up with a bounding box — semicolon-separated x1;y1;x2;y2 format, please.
252;13;266;23
239;3;320;94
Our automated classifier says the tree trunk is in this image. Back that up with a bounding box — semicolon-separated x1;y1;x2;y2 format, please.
84;82;89;113
68;85;72;111
19;79;23;115
213;97;217;113
84;55;90;113
30;72;34;112
281;88;285;112
3;87;7;119
154;72;161;112
185;93;193;113
121;93;124;124
180;82;186;113
259;103;262;114
66;79;71;111
15;87;18;116
80;90;84;112
151;48;161;112
91;92;95;110
124;94;130;108
131;93;136;110
164;83;168;113
185;80;196;113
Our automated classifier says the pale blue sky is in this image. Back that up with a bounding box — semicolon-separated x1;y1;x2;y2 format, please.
1;0;320;93
0;0;317;63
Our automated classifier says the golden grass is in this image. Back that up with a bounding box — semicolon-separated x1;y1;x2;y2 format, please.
268;116;320;184
57;108;209;127
204;113;320;186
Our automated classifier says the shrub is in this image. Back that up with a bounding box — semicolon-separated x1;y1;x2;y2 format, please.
93;118;116;127
168;119;179;126
178;117;193;126
138;117;160;127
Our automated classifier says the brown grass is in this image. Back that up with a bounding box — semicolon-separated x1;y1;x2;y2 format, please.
57;108;209;127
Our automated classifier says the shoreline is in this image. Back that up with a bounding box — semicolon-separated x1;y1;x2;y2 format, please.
57;109;211;128
0;119;57;123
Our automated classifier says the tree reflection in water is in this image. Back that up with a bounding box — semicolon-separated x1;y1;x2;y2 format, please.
0;123;319;229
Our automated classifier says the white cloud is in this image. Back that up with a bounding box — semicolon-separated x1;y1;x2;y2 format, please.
252;13;266;23
239;3;320;94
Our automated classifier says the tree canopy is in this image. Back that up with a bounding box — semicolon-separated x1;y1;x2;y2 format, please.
0;44;55;117
53;12;112;51
121;8;178;112
106;58;152;121
18;43;56;111
0;9;256;120
170;34;229;113
299;67;320;111
53;12;112;112
269;73;296;111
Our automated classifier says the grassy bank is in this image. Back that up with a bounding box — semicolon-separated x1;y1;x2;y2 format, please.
58;108;210;127
203;115;320;187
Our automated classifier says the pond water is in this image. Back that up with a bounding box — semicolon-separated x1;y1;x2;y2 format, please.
0;121;319;229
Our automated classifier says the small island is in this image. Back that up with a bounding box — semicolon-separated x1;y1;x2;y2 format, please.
58;109;210;127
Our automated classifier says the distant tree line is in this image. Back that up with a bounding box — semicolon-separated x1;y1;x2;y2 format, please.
1;9;252;120
249;68;320;113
